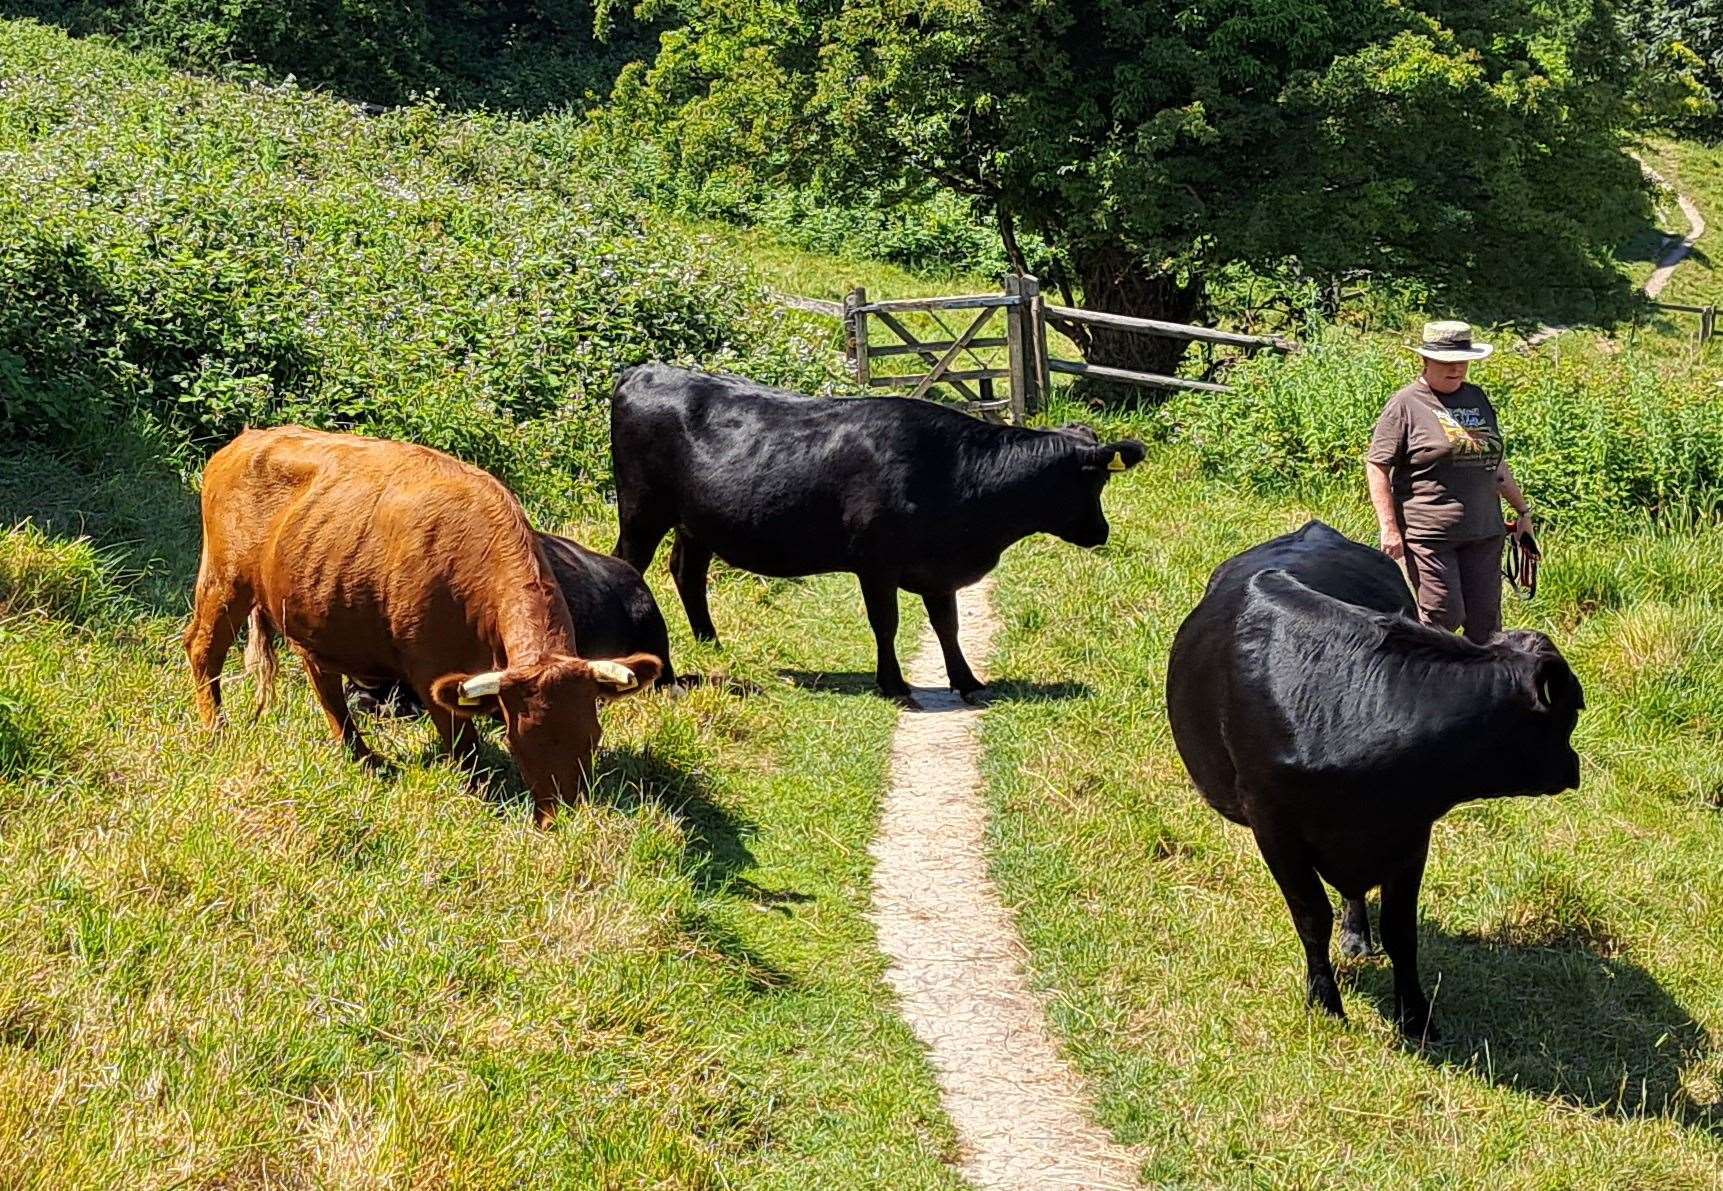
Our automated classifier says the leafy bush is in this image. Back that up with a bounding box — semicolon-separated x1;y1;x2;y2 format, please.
1;1;649;114
1161;330;1723;532
0;21;832;514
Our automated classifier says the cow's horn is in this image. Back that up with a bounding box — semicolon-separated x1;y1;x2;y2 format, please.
458;670;505;705
589;660;638;690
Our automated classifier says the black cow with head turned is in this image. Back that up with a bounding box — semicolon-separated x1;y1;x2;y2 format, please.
610;363;1144;703
1166;520;1584;1040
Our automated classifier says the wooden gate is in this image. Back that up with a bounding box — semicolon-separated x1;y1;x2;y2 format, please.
842;276;1044;423
831;274;1293;423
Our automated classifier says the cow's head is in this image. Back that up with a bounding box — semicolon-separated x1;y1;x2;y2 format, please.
430;651;663;826
1497;630;1585;796
1047;433;1146;548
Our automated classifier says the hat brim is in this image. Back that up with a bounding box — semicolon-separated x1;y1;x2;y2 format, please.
1411;343;1493;362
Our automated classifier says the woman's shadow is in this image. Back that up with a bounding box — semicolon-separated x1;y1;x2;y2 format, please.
1350;920;1721;1135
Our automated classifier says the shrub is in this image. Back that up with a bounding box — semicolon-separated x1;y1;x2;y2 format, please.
1160;329;1723;532
0;21;833;515
0;1;649;114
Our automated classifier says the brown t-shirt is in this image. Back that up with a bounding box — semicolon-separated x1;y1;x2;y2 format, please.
1368;379;1505;543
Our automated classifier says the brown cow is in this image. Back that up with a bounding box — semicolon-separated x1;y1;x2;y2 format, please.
184;426;661;826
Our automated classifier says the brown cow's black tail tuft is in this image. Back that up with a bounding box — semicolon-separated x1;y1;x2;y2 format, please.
244;606;279;719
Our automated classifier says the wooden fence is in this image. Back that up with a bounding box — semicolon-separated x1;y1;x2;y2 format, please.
1647;300;1718;346
822;275;1294;422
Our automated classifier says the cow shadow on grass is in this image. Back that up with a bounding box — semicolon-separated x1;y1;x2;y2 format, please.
1347;923;1722;1136
459;733;799;991
465;737;799;985
777;670;1091;704
597;743;800;991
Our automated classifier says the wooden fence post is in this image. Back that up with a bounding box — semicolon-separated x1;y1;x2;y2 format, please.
1003;275;1029;423
843;287;869;387
1020;274;1047;415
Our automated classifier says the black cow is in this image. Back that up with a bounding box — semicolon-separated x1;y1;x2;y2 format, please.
349;531;675;714
1165;521;1583;1039
610;363;1145;702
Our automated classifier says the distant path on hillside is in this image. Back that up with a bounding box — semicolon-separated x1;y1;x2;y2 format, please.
869;580;1142;1190
1642;169;1707;301
1525;164;1706;349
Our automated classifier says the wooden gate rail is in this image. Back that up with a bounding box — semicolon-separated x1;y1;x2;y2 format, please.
1044;304;1296;352
1647;300;1717;346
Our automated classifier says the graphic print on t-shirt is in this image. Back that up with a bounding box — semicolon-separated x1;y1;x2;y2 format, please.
1433;404;1501;466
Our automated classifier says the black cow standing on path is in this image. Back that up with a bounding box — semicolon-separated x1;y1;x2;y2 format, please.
610;364;1145;702
1166;521;1584;1040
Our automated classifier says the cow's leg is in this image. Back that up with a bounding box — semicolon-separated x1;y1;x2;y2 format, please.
1379;834;1436;1041
1339;895;1375;957
1252;825;1344;1018
668;532;720;643
859;576;911;703
300;653;382;768
184;576;251;728
923;590;983;698
613;506;671;577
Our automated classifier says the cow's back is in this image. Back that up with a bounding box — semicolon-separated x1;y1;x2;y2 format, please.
540;533;674;681
1167;522;1409;824
204;426;551;682
612;365;968;576
1205;521;1414;616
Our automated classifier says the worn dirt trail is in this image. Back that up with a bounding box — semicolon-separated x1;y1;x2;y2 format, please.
1526;166;1705;349
869;580;1142;1190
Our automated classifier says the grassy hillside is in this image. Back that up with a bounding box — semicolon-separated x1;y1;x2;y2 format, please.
0;437;963;1188
0;19;834;515
981;439;1723;1185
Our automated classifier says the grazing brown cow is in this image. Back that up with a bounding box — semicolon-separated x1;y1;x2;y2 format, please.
185;426;661;825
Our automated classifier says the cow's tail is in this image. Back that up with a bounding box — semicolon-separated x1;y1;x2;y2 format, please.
244;606;280;718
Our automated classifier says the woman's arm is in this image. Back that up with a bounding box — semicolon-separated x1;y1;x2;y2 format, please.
1366;461;1404;559
1497;463;1532;536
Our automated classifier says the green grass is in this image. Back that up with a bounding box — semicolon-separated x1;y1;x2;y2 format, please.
0;441;956;1188
981;444;1723;1185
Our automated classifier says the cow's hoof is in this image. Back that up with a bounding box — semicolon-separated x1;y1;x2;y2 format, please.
1307;981;1346;1020
1399;1019;1440;1045
957;685;988;706
1396;1005;1439;1043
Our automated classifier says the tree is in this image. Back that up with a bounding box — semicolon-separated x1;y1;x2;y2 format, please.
612;0;1660;380
1624;0;1723;133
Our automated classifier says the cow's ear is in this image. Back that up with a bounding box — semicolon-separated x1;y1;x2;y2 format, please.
1533;656;1583;712
430;670;508;716
1084;440;1146;474
588;653;663;701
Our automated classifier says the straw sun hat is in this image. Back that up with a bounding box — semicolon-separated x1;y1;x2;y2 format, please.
1410;319;1493;362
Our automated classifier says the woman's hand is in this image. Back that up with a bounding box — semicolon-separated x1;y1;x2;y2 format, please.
1511;510;1535;540
1380;525;1406;561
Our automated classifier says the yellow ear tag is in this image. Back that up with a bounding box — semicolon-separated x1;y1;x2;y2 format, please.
458;693;479;706
1107;451;1126;472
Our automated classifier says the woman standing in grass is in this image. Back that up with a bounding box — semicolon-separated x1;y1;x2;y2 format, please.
1366;320;1534;643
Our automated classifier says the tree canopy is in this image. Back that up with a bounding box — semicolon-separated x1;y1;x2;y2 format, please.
613;0;1664;371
